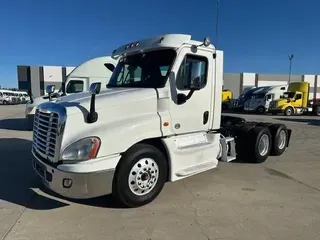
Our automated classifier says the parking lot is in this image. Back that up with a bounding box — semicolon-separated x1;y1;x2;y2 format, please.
0;105;319;240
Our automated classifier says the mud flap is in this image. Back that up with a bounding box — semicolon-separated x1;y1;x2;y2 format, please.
286;129;292;147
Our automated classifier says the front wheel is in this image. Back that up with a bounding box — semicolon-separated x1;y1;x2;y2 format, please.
3;100;7;105
112;143;168;208
284;107;294;116
315;106;320;116
256;106;265;114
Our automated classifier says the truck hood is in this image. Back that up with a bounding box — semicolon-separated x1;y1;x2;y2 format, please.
27;93;61;109
55;88;158;115
246;98;264;105
272;98;293;107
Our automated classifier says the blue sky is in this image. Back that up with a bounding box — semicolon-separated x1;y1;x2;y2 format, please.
0;0;319;88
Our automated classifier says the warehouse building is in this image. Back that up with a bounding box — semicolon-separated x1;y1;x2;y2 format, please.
17;65;75;98
17;65;320;100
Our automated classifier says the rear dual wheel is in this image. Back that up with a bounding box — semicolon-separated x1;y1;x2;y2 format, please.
236;124;288;163
247;127;272;163
269;124;288;156
236;126;272;163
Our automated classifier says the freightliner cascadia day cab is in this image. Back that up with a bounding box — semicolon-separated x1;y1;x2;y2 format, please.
25;56;118;130
268;82;320;116
32;34;292;207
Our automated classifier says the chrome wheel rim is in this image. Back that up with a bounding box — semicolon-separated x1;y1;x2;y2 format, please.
278;130;286;149
286;108;292;115
258;134;269;156
128;158;159;196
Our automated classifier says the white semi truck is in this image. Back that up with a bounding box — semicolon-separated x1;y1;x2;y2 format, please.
32;34;292;207
25;56;118;130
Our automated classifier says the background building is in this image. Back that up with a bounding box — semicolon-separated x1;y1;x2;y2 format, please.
17;65;320;100
17;65;75;98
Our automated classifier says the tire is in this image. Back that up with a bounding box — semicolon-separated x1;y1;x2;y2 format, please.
269;124;288;156
315;106;320;116
112;143;168;208
284;107;294;116
3;101;7;105
245;127;272;163
256;106;265;114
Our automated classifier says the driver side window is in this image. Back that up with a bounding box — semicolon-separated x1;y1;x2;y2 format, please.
266;94;272;100
295;94;302;100
176;55;208;90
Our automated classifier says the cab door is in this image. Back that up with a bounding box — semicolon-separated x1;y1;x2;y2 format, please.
168;46;214;134
294;93;303;107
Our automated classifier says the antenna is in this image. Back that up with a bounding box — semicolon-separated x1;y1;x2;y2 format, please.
215;0;220;48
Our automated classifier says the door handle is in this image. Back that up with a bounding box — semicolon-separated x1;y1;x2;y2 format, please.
203;111;209;124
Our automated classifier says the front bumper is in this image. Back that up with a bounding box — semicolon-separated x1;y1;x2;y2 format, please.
32;153;117;199
244;106;255;111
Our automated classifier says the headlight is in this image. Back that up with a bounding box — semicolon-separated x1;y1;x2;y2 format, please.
25;106;34;115
61;137;101;161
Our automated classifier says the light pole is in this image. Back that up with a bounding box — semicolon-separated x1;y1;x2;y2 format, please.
288;54;294;84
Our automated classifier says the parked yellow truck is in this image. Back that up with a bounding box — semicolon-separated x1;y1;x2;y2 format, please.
268;82;320;116
221;89;232;110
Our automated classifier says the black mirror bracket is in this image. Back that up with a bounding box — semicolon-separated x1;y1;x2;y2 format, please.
177;90;195;105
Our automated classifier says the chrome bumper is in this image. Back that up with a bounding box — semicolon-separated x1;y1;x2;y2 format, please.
32;153;115;199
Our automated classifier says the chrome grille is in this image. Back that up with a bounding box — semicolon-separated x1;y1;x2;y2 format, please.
33;109;59;161
232;100;238;107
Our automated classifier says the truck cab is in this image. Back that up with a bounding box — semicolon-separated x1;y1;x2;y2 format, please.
32;34;292;208
269;82;309;116
231;86;270;112
25;56;118;130
244;85;288;113
0;90;13;105
221;89;232;109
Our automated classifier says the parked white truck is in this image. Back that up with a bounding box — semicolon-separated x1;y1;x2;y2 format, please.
0;89;14;105
25;56;118;130
32;34;292;207
244;85;288;113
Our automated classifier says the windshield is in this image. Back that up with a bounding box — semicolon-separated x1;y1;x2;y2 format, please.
251;93;266;99
283;92;295;98
107;49;176;88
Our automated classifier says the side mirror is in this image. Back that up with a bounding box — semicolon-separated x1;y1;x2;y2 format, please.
46;85;55;101
46;85;55;94
104;63;115;72
89;82;101;95
87;82;101;123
